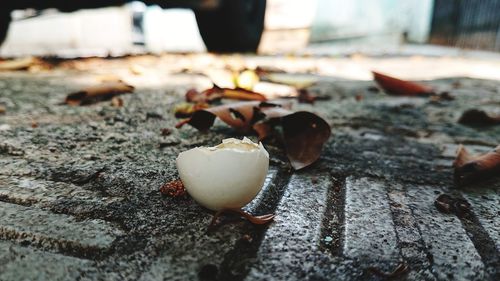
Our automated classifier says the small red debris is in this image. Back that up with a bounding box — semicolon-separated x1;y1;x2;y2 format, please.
159;180;186;198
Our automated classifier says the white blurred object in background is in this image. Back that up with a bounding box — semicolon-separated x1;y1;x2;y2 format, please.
259;0;317;53
143;7;205;53
0;7;134;57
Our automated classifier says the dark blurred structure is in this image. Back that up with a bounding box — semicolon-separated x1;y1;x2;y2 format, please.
0;0;266;53
430;0;500;51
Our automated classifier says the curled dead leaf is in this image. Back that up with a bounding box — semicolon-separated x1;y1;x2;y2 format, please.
297;89;330;104
173;102;210;118
453;144;500;186
185;88;222;104
373;71;435;96
458;109;500;127
282;111;331;170
175;101;281;132
176;101;331;170
209;208;275;229
186;85;266;104
65;81;134;106
211;85;267;101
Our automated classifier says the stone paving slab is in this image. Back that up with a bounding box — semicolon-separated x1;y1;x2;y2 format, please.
246;172;331;280
406;186;485;281
343;177;399;267
0;201;123;258
461;188;500;252
0;57;499;280
0;241;96;281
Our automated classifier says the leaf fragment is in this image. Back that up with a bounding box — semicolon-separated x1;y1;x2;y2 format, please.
434;194;471;217
65;81;134;106
297;89;330;104
173;102;210;118
186;85;266;104
372;71;435;96
209;208;275;229
453;144;500;186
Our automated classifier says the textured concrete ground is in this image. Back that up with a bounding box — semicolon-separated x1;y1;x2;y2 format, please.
0;55;499;281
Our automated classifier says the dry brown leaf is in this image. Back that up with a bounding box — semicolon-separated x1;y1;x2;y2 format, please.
281;111;332;170
175;101;270;132
176;101;331;170
186;85;266;104
0;57;39;71
213;85;267;101
65;81;134;106
453;144;500;186
185;88;223;104
458;109;500;127
209;208;275;229
373;71;435;96
173;102;210;118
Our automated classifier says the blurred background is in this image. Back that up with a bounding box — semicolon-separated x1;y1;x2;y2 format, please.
1;0;499;58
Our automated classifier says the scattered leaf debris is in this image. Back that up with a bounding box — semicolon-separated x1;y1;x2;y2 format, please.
65;81;134;106
297;89;330;104
373;71;435;96
434;194;471;217
174;102;210;118
0;105;5;114
0;57;42;71
209;208;275;229
185;88;222;104
453;144;500;186
159;180;187;198
208;85;267;101
367;263;409;279
458;109;500;127
111;96;124;107
175;101;331;170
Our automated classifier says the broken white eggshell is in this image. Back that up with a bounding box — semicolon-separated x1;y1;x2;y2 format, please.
176;137;269;211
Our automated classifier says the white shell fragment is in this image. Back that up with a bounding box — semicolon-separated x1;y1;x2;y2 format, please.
176;137;269;211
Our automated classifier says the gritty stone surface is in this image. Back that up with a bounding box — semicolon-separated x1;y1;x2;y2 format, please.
461;186;500;252
406;186;485;281
343;177;400;268
246;172;332;281
0;201;123;257
0;241;96;281
0;55;499;280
